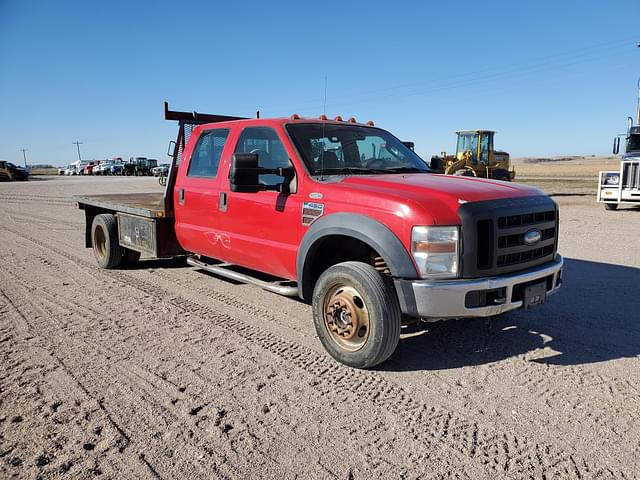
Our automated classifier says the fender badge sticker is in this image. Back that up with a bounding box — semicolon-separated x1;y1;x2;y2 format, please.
302;202;324;226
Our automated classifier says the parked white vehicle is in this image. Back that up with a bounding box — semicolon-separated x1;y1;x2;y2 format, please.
65;160;88;175
93;162;111;175
152;164;169;177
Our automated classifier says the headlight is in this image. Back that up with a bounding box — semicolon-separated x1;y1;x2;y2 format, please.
603;173;620;185
411;226;460;279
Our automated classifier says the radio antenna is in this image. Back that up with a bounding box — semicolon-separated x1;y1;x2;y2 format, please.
320;75;328;181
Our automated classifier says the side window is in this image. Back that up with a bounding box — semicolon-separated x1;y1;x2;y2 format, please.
234;127;292;186
187;128;229;178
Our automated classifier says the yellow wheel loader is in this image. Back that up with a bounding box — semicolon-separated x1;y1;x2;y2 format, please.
431;130;515;181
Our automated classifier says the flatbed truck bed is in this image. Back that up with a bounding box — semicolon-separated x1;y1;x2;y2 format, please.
74;192;182;258
72;192;169;219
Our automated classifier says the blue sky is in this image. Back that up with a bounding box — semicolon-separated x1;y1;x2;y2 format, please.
1;0;639;166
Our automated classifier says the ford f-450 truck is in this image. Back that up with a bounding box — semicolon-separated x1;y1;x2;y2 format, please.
74;103;563;368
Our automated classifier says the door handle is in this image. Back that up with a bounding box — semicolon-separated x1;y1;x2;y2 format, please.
219;192;227;212
178;188;185;205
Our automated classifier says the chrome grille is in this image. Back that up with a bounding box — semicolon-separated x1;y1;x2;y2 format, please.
623;161;640;189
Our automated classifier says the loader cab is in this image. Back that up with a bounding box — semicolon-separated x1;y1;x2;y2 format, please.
456;130;494;166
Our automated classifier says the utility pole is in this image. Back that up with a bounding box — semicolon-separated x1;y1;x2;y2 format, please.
19;148;28;168
72;141;83;162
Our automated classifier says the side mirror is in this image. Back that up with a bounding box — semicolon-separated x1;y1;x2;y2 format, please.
229;153;296;194
167;140;176;157
229;153;261;193
613;137;620;155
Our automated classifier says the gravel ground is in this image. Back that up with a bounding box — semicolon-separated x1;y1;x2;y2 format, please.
0;176;639;479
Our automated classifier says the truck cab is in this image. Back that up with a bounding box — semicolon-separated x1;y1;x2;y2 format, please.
598;120;640;210
74;104;563;368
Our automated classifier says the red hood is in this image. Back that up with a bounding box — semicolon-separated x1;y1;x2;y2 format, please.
318;173;546;226
341;173;541;203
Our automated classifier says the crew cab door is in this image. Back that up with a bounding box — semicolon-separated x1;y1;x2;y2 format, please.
173;127;231;258
217;126;301;280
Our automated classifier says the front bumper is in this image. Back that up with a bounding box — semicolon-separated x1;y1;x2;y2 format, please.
395;255;563;319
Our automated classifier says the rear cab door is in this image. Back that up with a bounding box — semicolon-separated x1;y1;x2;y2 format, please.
173;126;233;259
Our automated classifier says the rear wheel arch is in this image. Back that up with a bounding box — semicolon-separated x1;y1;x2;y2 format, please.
297;213;417;301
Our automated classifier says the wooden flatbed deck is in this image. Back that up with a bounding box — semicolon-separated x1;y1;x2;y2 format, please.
73;192;169;218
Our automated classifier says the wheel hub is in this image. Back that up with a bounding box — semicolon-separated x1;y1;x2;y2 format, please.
324;286;369;351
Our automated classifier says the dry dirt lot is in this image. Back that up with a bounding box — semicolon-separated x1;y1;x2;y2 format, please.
1;174;639;479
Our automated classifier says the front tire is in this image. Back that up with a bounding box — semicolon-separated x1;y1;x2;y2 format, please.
604;203;618;211
91;214;123;269
312;261;401;368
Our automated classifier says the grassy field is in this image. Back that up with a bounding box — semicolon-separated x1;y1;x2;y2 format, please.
29;167;59;175
512;155;619;196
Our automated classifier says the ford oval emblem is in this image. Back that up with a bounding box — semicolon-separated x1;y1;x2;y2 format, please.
523;229;542;245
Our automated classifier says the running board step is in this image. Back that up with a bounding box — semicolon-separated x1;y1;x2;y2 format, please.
187;256;298;297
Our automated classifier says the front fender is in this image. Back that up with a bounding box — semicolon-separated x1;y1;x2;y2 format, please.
296;213;418;300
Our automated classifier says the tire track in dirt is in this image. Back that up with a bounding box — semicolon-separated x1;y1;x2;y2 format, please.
0;258;437;479
144;239;640;463
0;290;154;479
4;211;83;229
0;196;73;207
0;275;243;480
2;224;629;479
3;251;456;478
27;218;640;469
0;193;71;200
4;224;636;475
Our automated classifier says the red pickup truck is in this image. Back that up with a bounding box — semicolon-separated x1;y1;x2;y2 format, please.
74;103;563;368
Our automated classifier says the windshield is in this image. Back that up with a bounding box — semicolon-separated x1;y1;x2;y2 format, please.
456;132;478;163
286;123;432;175
628;134;640;152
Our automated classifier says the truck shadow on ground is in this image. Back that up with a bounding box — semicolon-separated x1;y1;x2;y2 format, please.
382;258;640;372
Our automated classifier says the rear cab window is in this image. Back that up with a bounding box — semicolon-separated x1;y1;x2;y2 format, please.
187;128;230;178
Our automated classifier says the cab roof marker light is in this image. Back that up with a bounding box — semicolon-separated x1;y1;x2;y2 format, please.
347;117;357;123
334;115;343;121
367;120;375;126
319;114;328;120
290;113;301;120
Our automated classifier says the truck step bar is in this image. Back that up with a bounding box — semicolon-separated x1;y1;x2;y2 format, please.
187;256;298;297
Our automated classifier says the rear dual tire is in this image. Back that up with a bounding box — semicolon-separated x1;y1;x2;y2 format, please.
312;261;401;369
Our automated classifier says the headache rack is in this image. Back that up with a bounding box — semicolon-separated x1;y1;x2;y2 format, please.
162;101;248;216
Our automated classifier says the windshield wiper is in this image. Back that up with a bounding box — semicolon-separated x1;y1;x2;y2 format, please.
314;166;431;176
314;167;376;175
382;166;431;173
